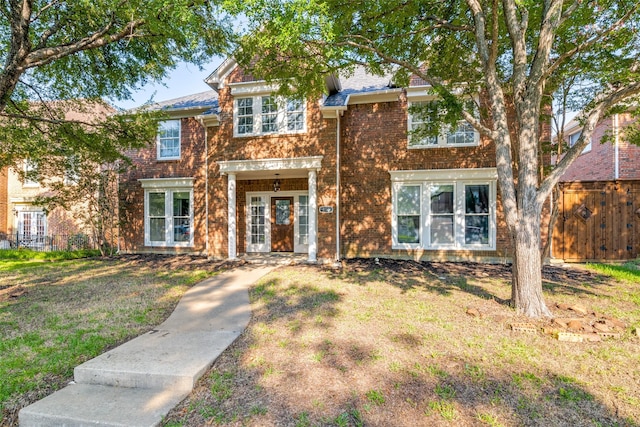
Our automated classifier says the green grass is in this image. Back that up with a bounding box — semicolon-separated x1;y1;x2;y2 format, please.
0;257;217;424
586;261;640;283
0;249;100;261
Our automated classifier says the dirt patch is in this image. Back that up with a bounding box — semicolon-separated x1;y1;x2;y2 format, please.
115;253;243;272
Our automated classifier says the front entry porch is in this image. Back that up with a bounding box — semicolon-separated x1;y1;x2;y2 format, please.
218;156;322;263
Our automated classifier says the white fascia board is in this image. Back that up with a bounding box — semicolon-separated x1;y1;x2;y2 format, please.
229;81;280;96
389;168;498;182
406;84;471;101
319;105;348;119
346;88;402;105
139;177;194;188
205;57;237;91
196;113;220;127
162;107;215;119
218;156;323;175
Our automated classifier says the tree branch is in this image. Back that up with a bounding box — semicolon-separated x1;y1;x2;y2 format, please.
538;81;640;203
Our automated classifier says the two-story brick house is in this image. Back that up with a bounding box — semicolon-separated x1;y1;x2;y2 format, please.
120;59;535;262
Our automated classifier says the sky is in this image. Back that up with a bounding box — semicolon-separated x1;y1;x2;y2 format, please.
112;58;224;110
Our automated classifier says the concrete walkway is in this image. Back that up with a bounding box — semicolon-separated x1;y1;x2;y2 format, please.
19;265;274;427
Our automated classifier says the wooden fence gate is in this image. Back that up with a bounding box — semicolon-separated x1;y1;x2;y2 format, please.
553;181;640;262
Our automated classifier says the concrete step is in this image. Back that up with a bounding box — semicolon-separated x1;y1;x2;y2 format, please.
74;329;239;390
19;383;188;427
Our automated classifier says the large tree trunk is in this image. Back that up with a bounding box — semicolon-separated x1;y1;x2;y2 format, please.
511;209;552;318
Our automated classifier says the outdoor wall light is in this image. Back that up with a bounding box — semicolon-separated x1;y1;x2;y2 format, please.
273;174;281;192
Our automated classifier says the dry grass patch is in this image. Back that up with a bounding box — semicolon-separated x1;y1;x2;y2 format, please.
164;259;640;427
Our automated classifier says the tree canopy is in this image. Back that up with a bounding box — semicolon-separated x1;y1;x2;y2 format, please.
234;0;640;317
0;0;232;170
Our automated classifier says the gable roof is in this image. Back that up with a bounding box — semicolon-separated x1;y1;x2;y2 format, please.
323;67;396;107
137;90;219;116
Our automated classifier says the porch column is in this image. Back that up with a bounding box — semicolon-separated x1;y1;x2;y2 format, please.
227;173;237;260
308;169;318;262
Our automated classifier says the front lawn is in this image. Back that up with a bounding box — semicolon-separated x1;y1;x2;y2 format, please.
0;254;228;426
164;259;640;426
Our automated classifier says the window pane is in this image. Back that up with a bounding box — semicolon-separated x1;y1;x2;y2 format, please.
430;185;454;214
446;121;475;145
397;185;420;215
465;185;489;213
174;218;190;242
298;195;309;244
398;216;420;243
409;101;438;146
149;193;165;217
275;199;290;225
262;96;278;133
250;197;266;245
431;215;454;244
286;100;305;131
158;120;180;158
465;215;489;244
173;192;190;216
150;218;165;241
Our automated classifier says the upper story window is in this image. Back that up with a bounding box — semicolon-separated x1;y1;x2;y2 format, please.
157;120;181;160
234;96;306;137
568;130;592;154
23;159;39;187
408;101;479;148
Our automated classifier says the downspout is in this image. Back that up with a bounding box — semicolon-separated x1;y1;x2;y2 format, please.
198;117;210;256
614;114;620;180
336;110;341;262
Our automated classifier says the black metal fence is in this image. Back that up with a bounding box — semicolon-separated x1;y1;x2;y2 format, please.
0;233;98;252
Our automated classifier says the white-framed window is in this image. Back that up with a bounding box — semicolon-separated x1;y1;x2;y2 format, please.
568;130;591;153
234;96;306;137
157;120;181;160
391;169;496;250
144;186;193;247
23;160;39;187
17;210;47;248
297;194;309;245
408;101;479;148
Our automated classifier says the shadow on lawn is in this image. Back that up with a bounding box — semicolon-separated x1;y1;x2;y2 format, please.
326;258;609;306
163;324;631;427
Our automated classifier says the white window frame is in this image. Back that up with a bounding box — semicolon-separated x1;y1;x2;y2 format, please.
245;191;309;254
407;100;480;149
23;160;39;187
157;120;181;160
16;209;47;248
391;169;497;251
234;96;306;137
568;130;591;154
140;178;194;247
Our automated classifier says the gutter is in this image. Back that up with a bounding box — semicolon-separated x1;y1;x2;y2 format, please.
336;110;341;262
614;114;620;180
197;117;210;256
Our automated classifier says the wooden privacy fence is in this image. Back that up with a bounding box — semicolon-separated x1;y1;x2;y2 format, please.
553;181;640;262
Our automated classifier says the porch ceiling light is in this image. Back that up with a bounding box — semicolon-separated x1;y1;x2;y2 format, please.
273;174;281;192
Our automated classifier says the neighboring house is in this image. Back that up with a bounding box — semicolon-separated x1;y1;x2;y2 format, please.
119;59;552;262
2;102;113;250
552;113;640;261
559;113;640;182
0;167;8;238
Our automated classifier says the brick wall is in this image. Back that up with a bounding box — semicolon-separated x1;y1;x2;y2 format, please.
560;113;640;182
339;97;513;260
207;69;338;259
119;117;207;253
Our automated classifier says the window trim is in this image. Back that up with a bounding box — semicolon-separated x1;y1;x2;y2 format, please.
407;100;480;149
390;169;497;251
22;160;39;188
157;120;182;161
233;96;306;137
141;178;194;247
568;130;592;154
